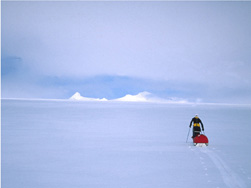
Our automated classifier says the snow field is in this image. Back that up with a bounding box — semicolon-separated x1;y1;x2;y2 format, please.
2;100;251;188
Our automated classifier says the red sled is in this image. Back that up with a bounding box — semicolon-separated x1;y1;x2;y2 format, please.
193;134;209;146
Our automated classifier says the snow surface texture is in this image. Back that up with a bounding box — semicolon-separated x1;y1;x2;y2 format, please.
70;91;188;104
2;100;251;188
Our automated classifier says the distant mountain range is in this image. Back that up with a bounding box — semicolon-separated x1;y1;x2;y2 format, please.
70;91;188;104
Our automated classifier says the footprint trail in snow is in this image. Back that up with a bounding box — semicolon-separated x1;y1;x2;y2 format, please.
200;147;247;188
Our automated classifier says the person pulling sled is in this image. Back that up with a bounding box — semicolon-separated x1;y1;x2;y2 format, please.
189;114;204;138
187;114;209;146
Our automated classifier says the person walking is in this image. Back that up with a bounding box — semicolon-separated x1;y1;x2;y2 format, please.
189;114;204;138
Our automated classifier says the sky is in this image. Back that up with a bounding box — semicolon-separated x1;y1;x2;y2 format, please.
2;1;251;103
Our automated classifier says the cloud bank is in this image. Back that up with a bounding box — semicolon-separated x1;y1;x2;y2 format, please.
2;1;251;104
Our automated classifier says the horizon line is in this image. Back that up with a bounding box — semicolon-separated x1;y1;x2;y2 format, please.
2;97;251;107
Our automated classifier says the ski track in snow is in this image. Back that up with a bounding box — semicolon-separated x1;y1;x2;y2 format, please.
200;147;246;188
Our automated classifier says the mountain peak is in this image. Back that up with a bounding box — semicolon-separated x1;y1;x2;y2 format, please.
70;92;82;100
70;92;108;101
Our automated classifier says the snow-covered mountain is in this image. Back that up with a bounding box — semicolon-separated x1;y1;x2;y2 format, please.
70;92;108;101
69;91;188;104
114;91;151;102
113;92;189;103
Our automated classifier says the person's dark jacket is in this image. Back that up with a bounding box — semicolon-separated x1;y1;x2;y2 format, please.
190;117;204;131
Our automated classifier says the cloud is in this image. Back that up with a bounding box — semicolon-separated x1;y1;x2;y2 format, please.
1;56;23;75
3;2;251;81
2;1;251;103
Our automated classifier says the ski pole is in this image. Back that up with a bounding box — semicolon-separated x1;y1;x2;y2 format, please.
186;127;191;143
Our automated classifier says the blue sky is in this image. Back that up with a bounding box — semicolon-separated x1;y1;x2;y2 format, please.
2;1;251;103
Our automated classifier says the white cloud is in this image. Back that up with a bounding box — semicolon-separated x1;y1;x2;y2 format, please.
2;2;251;103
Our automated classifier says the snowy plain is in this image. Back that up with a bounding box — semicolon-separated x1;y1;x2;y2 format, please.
2;99;251;188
